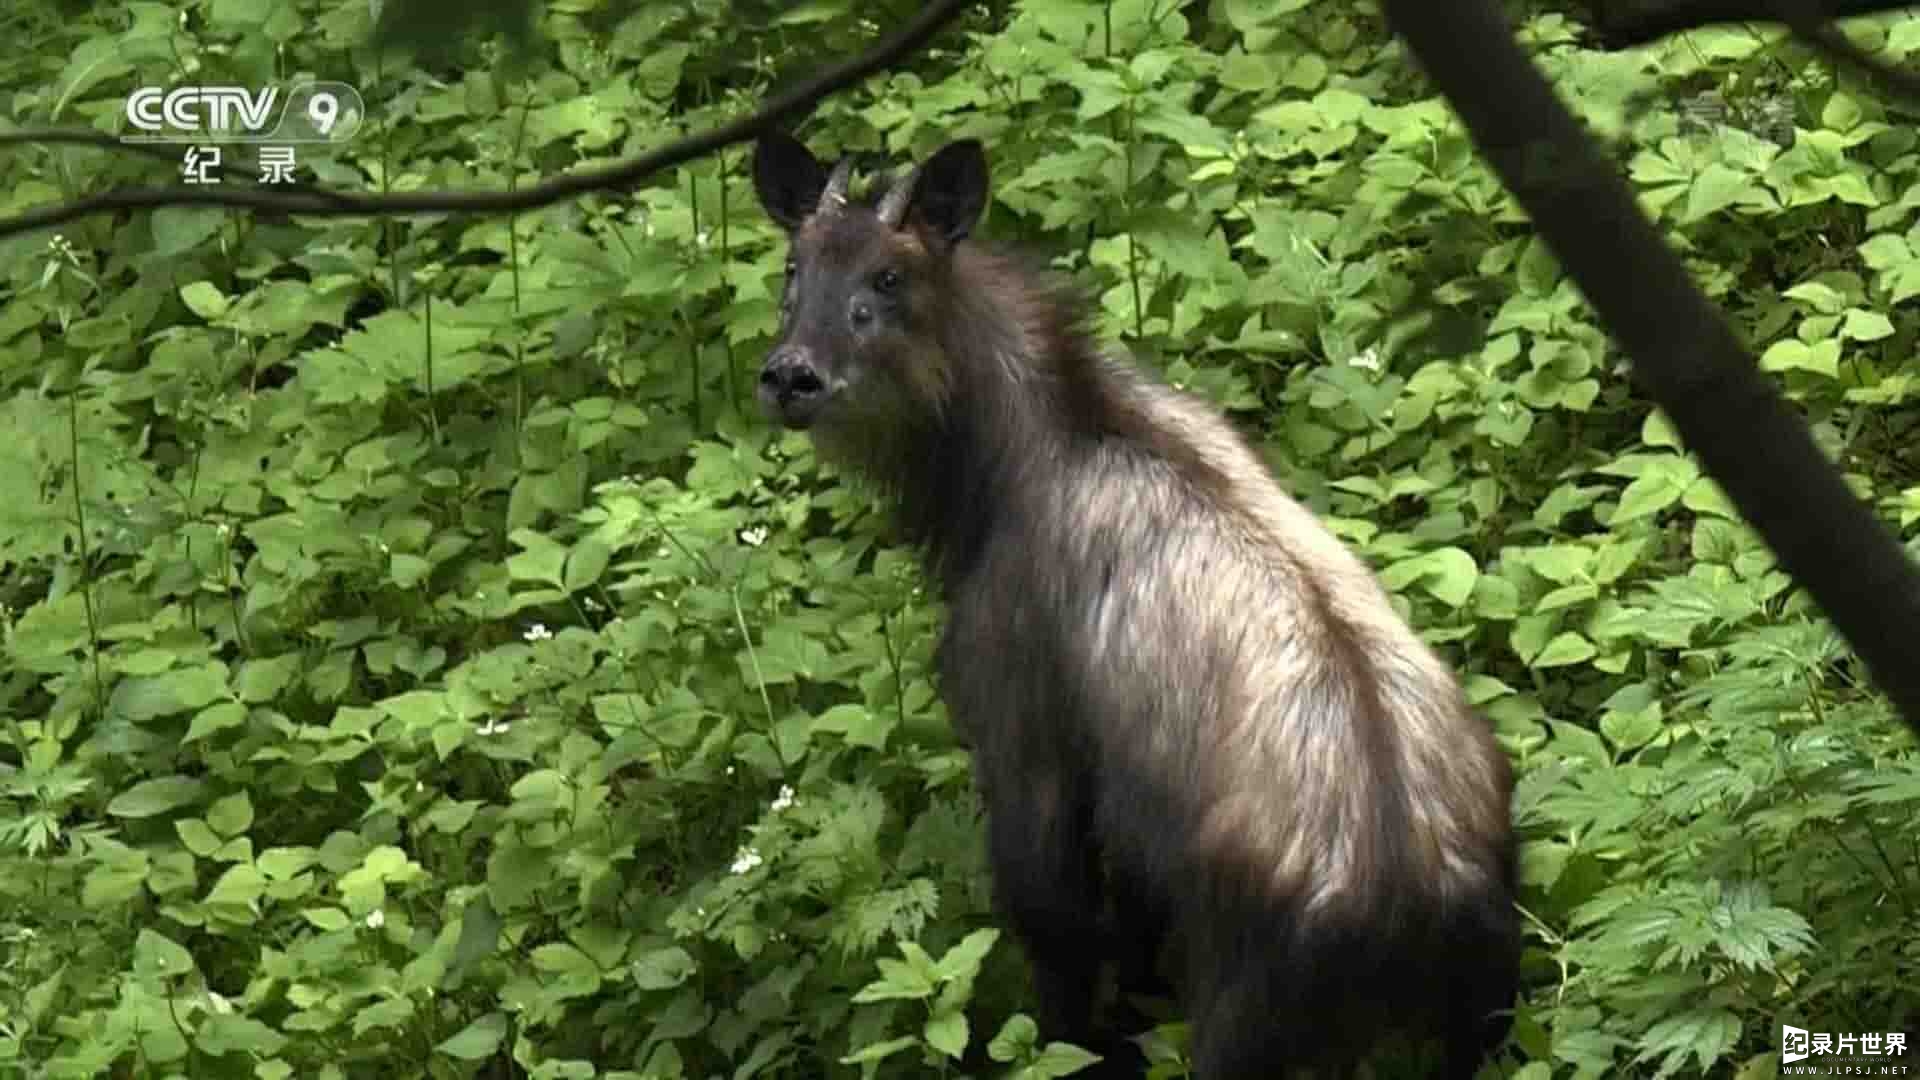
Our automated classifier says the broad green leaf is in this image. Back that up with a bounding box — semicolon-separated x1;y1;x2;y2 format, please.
436;1013;509;1061
632;946;694;990
1532;632;1597;669
108;776;206;818
133;929;195;979
925;1010;969;1060
180;282;231;320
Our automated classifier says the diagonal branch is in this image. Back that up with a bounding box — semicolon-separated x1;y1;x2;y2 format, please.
1584;0;1913;48
1765;0;1920;106
0;0;969;239
1385;0;1920;733
1588;0;1920;109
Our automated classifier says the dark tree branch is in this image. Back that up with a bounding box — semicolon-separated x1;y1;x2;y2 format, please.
0;0;970;238
1586;0;1920;112
1584;0;1911;48
1385;0;1920;733
1768;0;1920;106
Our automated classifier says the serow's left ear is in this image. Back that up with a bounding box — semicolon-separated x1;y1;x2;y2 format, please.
894;139;988;246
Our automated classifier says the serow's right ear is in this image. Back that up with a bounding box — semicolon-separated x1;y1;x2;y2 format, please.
753;130;828;232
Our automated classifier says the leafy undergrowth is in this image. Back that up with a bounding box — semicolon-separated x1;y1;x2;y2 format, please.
2;1;1918;1077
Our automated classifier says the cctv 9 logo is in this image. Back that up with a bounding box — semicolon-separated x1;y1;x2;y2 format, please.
123;82;365;144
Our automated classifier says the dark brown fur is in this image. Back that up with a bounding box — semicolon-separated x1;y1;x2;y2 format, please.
751;131;1520;1079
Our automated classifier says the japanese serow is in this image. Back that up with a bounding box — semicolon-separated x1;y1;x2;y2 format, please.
751;130;1520;1079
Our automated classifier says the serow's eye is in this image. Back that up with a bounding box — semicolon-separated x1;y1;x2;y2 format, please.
872;268;901;295
784;257;797;277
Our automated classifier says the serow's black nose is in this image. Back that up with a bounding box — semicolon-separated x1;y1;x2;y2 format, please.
758;345;828;428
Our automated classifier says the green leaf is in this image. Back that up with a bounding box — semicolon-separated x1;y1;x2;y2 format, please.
1592;538;1648;584
210;0;274;25
257;848;316;880
108;776;206;819
1612;459;1696;524
933;928;1000;982
1531;632;1597;669
198;1013;289;1057
109;665;230;721
1600;701;1663;751
176;819;223;857
1758;338;1840;378
206;793;254;837
1528;545;1593;584
1637;1008;1742;1074
206;864;267;908
990;1015;1040;1063
1842;308;1895;341
774;0;849;24
747;626;832;684
564;536;611;593
180;281;231;320
852;953;937;1002
1821;91;1863;132
436;1013;509;1060
1031;1042;1104;1076
632;946;694;990
302;907;352;931
813;704;897;752
1382;547;1480;608
152;210;226;257
236;656;301;703
451;896;503;978
1536;583;1598;613
925;1010;969;1059
1680;164;1750;223
505;529;569;586
185;702;249;742
839;1036;917;1065
133;929;195;979
374;0;537;56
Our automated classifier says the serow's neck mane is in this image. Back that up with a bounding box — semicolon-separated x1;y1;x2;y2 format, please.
871;242;1113;585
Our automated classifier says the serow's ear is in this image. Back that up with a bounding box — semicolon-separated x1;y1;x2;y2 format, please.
901;139;988;246
753;130;828;232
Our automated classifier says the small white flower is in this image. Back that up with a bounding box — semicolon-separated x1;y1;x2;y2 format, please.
730;847;763;875
739;526;768;547
770;785;796;812
524;623;553;642
366;909;385;929
477;717;511;737
1351;347;1383;373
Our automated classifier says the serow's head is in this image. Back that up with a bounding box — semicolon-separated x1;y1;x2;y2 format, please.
751;132;988;436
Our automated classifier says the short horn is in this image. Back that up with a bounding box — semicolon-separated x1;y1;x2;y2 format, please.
876;164;921;228
818;158;854;213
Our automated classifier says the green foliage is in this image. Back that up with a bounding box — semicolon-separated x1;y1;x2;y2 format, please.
2;0;1919;1077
